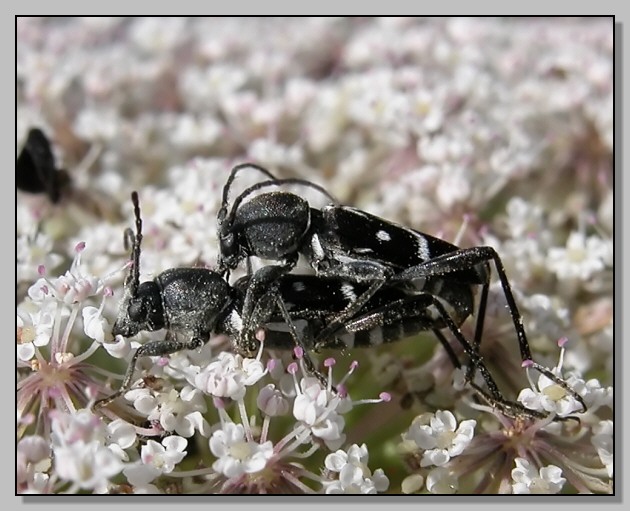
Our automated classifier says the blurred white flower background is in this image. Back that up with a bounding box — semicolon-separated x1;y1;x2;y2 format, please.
16;17;613;494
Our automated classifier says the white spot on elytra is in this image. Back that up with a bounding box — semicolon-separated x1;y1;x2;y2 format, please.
376;230;391;242
230;310;243;333
310;234;324;259
415;235;430;261
341;283;357;302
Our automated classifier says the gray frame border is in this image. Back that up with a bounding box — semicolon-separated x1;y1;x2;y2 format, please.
7;7;625;509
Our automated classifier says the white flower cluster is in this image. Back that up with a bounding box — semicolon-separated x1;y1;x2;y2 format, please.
518;339;613;419
48;410;135;493
17;242;115;363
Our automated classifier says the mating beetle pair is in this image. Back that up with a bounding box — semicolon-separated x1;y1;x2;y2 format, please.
96;163;585;417
216;163;583;409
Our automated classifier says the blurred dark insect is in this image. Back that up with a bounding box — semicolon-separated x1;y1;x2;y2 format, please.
16;126;122;222
16;127;72;203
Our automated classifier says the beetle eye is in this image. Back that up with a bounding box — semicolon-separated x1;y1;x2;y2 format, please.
221;232;236;254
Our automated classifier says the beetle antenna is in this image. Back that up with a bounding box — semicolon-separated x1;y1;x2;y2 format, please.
128;191;143;294
222;163;279;211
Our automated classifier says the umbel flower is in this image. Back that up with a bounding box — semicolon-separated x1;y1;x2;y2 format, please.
399;342;613;495
17;243;120;440
117;349;392;494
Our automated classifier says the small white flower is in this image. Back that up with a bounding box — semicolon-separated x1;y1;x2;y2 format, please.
426;467;458;494
412;88;445;134
125;388;159;415
247;138;304;168
125;385;210;438
403;410;476;467
49;410;127;492
436;165;471;210
546;231;609;282
520;293;570;341
518;373;584;417
17;435;52;492
518;342;590;417
17;404;53;489
33;244;107;305
511;458;566;494
124;436;187;487
102;335;134;359
180;65;247;110
106;419;137;450
54;441;125;491
502;196;547;239
82;306;111;343
155;386;211;437
292;378;332;426
17;232;63;284
257;384;289;416
52;272;103;304
209;422;274;478
304;86;345;152
18;435;50;465
293;377;347;450
50;408;106;447
195;355;245;399
241;357;266;385
194;352;265;401
17;305;55;361
569;376;613;413
73;107;120;141
162;341;215;383
323;443;389;494
142;436;187;472
170;114;222;149
27;278;53;302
